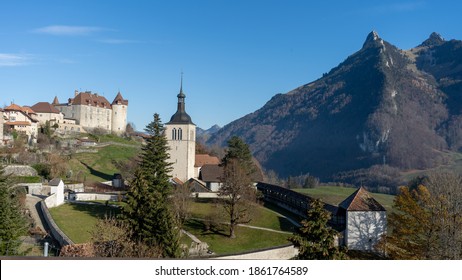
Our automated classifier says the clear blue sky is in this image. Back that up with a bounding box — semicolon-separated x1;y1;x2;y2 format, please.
1;0;461;130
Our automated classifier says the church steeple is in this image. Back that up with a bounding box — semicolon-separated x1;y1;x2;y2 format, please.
168;75;194;125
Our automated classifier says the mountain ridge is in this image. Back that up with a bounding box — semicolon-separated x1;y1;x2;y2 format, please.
207;31;462;181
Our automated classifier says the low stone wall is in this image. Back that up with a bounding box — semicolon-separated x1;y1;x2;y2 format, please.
192;192;219;198
4;165;38;176
69;192;121;201
65;183;84;192
40;201;74;247
213;244;298;260
15;183;46;195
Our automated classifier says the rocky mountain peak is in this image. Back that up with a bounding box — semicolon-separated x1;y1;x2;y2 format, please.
362;30;382;48
419;32;445;47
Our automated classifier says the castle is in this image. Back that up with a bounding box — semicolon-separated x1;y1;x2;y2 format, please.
1;90;128;145
53;90;128;135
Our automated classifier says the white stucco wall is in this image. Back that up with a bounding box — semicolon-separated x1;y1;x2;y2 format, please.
69;192;121;201
111;104;127;134
49;180;65;207
207;182;222;192
166;123;196;182
345;211;387;251
35;112;64;125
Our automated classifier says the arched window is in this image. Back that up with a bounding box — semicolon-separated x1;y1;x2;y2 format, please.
172;128;177;140
178;128;183;140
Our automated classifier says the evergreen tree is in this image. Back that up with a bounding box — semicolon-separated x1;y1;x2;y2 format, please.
122;113;180;258
289;199;347;259
0;167;28;256
222;136;256;175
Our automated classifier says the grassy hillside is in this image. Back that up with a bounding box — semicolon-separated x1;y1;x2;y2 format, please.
68;144;140;182
294;186;395;213
401;150;462;182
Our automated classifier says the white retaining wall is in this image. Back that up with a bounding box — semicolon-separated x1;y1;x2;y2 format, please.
214;245;298;260
40;201;74;247
69;192;121;201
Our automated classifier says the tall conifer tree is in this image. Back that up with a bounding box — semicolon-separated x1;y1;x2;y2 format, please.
289;199;347;260
122;113;180;258
0;167;28;256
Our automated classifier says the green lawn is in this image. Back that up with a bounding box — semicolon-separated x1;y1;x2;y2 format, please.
69;145;140;182
48;203;121;244
49;199;296;255
294;186;395;213
190;198;296;232
183;219;292;255
185;198;295;255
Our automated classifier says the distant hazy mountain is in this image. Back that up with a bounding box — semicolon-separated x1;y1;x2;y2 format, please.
207;31;462;180
196;124;221;143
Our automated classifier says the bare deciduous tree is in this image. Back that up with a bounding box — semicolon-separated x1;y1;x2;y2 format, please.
219;159;257;238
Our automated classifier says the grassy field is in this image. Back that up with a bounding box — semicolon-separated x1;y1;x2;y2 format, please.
49;199;295;255
48;203;121;243
183;198;294;255
69;145;140;182
190;198;296;232
294;186;396;213
184;219;292;255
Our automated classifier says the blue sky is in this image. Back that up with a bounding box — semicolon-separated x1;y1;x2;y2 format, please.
1;0;461;130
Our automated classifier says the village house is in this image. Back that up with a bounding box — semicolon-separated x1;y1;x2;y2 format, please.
2;103;39;143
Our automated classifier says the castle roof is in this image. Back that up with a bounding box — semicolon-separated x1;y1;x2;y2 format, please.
31;102;61;114
69;91;112;108
52;96;60;105
112;92;128;105
339;187;386;211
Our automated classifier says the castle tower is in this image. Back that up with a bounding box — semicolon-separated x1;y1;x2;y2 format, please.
111;91;128;135
165;79;196;182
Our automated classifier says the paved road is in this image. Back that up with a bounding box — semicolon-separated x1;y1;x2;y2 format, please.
25;194;47;232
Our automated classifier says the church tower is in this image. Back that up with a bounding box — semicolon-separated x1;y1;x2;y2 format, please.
165;78;196;182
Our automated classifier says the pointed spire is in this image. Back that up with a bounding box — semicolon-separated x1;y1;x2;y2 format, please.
52;96;59;105
168;73;194;125
112;91;128;105
178;71;185;98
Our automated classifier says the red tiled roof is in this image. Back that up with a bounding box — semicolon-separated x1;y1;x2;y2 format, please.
22;106;36;114
4;103;25;112
339;187;386;211
172;177;184;185
70;92;112;108
31;102;61;114
112;92;128;105
5;121;31;126
195;154;220;167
